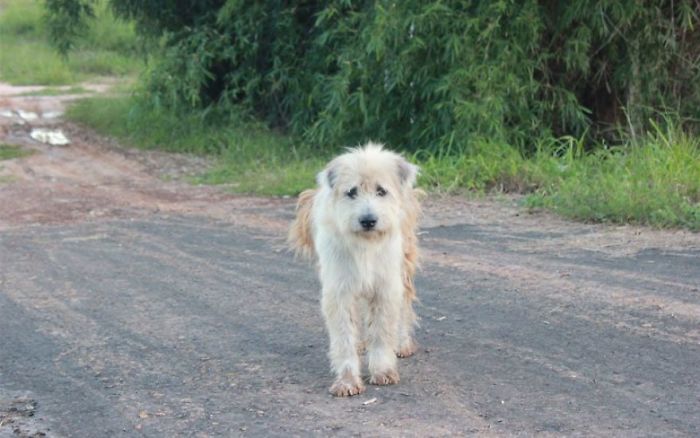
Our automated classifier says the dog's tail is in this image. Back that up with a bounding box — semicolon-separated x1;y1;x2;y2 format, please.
288;189;317;259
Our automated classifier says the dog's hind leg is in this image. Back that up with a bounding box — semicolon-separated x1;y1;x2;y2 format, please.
322;289;365;397
397;294;417;358
398;220;419;358
367;279;402;385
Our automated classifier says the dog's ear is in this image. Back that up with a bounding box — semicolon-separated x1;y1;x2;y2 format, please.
317;163;338;189
397;157;419;188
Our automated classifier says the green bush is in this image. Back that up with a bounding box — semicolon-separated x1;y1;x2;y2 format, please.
47;0;700;151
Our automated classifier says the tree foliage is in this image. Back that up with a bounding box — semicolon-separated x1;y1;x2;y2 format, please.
46;0;700;151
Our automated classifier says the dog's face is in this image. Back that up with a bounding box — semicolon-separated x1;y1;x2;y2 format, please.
318;143;418;240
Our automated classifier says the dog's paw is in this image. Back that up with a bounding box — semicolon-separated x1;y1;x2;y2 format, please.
329;376;365;397
369;369;400;386
396;339;417;358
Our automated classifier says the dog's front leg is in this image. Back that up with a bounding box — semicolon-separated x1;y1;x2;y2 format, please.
322;289;365;397
367;279;402;385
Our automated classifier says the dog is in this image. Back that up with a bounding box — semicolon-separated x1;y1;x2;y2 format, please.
288;142;422;397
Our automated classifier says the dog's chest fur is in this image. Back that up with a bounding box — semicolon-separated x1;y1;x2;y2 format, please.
317;230;403;298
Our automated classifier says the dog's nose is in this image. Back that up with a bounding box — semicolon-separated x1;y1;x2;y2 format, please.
359;215;377;230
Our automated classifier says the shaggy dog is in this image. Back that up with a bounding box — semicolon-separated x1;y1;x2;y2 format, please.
289;142;422;397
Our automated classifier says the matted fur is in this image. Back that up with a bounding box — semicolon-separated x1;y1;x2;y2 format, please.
288;142;422;397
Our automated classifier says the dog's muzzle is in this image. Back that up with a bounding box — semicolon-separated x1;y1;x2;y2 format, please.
359;214;377;231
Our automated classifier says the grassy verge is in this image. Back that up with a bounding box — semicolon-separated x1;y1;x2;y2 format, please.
421;133;699;230
67;96;700;230
524;126;700;230
0;143;33;160
0;0;141;85
67;97;327;195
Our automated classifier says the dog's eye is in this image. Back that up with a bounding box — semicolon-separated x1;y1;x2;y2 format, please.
345;187;358;199
377;186;387;197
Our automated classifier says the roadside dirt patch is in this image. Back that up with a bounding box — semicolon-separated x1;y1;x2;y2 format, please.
0;82;292;232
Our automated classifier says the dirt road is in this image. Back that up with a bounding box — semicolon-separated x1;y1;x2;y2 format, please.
1;84;699;436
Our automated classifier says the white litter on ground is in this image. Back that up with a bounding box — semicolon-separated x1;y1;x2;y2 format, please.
42;111;63;119
0;109;14;118
30;128;70;146
17;110;39;122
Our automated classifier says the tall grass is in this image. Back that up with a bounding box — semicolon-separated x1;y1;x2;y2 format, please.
525;123;700;230
0;0;141;85
67;95;700;230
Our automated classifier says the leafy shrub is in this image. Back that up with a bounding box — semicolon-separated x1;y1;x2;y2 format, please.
47;0;700;151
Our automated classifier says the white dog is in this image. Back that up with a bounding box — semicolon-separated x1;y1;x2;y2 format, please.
289;142;422;397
